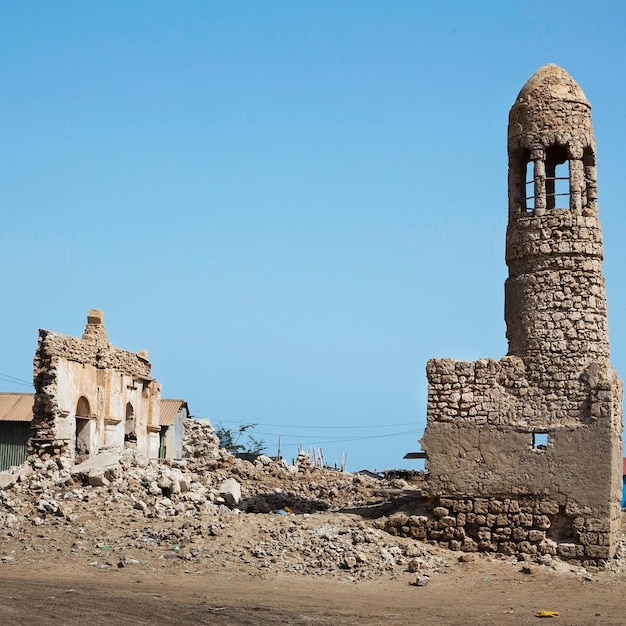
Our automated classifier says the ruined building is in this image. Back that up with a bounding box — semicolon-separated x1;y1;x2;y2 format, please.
419;65;623;563
30;310;162;463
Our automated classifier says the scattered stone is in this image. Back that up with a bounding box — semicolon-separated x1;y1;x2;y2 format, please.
218;479;241;507
459;554;476;563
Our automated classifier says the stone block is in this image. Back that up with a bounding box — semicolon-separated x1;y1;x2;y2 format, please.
389;512;409;527
218;478;241;507
461;537;478;552
538;539;557;556
585;545;610;559
578;532;597;546
497;541;516;555
595;533;610;546
492;527;511;540
488;500;505;513
495;513;508;526
442;527;455;540
453;499;473;513
72;452;121;475
520;513;534;527
585;518;609;532
409;526;427;539
87;470;110;487
408;515;428;528
557;543;577;559
478;540;496;552
507;500;520;513
474;499;489;514
0;472;16;489
538;501;560;515
511;527;528;542
518;541;537;555
533;515;551;530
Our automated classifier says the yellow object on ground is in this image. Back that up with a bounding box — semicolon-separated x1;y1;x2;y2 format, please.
535;610;559;618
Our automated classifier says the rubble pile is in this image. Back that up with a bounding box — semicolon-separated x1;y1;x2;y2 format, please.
0;418;446;581
180;418;224;471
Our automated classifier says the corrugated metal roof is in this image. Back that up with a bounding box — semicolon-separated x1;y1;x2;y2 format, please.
0;393;35;422
160;399;187;426
0;393;188;426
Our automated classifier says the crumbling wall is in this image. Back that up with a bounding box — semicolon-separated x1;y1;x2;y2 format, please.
31;309;161;463
420;356;622;562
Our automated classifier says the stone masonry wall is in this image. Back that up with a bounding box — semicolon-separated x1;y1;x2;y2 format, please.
422;357;622;511
383;494;620;567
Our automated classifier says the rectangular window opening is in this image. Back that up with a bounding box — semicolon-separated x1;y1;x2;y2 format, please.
546;145;569;210
552;161;570;209
524;161;535;214
533;432;549;450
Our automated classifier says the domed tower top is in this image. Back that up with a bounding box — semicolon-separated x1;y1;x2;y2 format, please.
514;63;590;108
507;64;597;221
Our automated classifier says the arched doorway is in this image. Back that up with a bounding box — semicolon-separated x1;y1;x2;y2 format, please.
124;403;136;445
75;396;94;462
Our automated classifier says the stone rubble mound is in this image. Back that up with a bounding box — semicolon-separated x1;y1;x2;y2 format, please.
0;418;449;581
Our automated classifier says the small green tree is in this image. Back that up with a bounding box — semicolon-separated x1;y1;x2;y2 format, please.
215;422;266;456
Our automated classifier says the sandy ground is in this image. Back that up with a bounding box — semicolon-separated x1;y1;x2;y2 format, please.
1;554;625;626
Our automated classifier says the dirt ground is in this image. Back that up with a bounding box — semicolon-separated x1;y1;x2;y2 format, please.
1;554;625;626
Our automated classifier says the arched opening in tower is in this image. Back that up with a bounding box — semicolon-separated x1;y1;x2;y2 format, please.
524;157;535;214
545;145;570;210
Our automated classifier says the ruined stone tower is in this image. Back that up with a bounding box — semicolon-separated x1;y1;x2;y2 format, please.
415;65;623;564
506;64;609;392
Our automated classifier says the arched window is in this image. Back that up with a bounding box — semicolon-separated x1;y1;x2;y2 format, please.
125;403;136;443
75;396;92;458
76;396;90;418
516;149;534;215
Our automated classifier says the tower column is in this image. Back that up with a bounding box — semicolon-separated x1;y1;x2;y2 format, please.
533;157;547;215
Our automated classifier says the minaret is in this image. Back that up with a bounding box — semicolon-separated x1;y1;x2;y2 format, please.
421;65;622;564
505;64;610;414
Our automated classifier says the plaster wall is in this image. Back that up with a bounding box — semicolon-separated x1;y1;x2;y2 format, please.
30;310;161;463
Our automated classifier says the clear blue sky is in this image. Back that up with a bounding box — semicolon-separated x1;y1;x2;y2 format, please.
2;1;626;471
